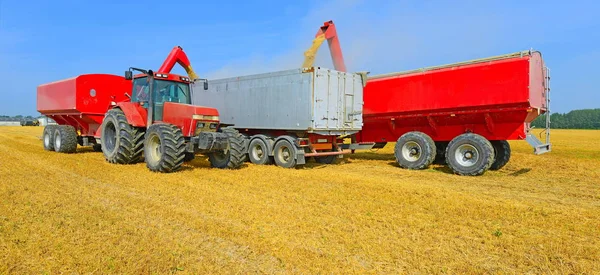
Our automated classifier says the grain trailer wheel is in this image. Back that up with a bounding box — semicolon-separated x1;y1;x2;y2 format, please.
100;108;145;164
314;155;337;164
445;133;495;176
43;125;57;151
144;124;185;173
248;138;272;165
273;139;297;168
490;140;511;170
394;131;436;170
53;125;78;153
183;152;195;162
208;127;246;169
92;143;102;152
433;141;449;165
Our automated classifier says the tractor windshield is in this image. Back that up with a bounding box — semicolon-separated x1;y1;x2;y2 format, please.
131;78;191;105
152;79;191;121
153;79;191;105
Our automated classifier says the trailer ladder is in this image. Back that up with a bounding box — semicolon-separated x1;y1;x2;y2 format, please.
526;66;551;155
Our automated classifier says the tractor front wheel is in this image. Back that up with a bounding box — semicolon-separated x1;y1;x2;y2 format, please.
144;124;186;173
208;127;246;169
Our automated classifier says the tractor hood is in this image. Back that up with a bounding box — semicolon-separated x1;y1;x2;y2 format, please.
162;102;220;137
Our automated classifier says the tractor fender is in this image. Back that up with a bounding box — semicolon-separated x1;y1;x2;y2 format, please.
274;135;306;165
115;102;147;127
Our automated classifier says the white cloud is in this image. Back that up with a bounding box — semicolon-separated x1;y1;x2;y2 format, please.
201;0;510;79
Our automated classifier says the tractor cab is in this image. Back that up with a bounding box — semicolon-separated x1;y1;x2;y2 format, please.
124;68;212;135
128;71;192;121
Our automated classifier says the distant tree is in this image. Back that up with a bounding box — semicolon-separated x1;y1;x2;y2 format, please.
532;108;600;129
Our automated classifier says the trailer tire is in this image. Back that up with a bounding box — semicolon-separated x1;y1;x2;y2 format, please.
43;125;57;151
54;125;78;153
248;138;272;165
101;108;145;164
446;133;495;176
144;124;186;173
433;141;449;165
314;155;337;164
208;127;246;169
490;140;511;170
273;139;297;168
394;131;436;170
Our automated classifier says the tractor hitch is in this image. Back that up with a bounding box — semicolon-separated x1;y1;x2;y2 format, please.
195;132;229;151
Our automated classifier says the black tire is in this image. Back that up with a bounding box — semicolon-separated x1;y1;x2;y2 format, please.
92;143;102;152
54;125;78;153
445;133;495;176
183;152;195;162
433;141;449;165
490;140;511;170
100;108;145;164
208;127;246;169
273;139;297;168
144;124;185;173
43;125;57;151
394;131;436;170
314;155;337;164
248;138;272;165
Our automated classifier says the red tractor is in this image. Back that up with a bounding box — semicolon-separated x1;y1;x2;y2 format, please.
37;48;246;173
101;67;246;172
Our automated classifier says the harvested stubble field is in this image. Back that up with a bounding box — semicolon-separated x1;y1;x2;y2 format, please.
0;126;599;274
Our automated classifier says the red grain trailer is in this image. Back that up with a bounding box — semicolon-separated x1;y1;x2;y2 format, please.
346;50;551;175
37;74;132;151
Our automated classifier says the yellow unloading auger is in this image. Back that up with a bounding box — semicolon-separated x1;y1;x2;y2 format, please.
302;20;347;72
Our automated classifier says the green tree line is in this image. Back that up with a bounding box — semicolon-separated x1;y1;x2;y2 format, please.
532;108;600;129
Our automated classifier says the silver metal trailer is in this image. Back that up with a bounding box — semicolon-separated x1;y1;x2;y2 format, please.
192;67;365;168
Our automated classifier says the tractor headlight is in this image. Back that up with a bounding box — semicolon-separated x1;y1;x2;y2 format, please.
192;114;219;121
196;122;205;129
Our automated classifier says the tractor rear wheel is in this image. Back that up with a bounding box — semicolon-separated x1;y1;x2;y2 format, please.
43;125;57;151
446;133;495;176
100;108;145;164
144;124;186;173
490;140;511;170
208;127;246;169
54;125;78;153
248;138;272;165
394;131;436;170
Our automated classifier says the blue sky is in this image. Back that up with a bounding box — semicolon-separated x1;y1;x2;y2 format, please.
0;0;598;116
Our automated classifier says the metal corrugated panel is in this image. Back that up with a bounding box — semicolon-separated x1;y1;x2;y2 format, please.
192;67;363;136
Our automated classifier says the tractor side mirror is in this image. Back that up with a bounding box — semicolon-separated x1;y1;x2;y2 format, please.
204;81;208;90
124;71;133;80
